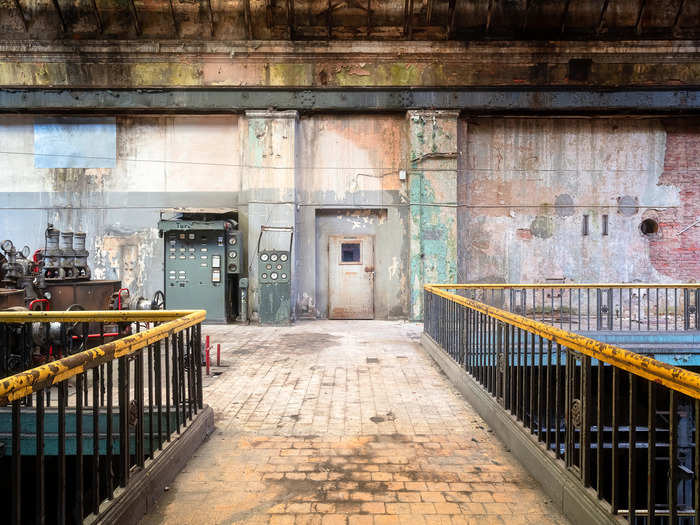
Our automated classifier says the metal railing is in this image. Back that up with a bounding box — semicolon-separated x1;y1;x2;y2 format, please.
435;284;700;332
425;284;700;524
0;309;206;525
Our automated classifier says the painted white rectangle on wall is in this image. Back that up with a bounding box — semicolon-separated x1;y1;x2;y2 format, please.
34;117;116;168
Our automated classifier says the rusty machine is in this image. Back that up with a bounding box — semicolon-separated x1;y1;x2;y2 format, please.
0;224;164;377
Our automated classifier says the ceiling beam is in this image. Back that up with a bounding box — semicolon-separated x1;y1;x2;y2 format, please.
367;0;372;37
90;0;103;33
127;0;142;36
168;0;179;36
447;0;457;39
635;0;646;35
485;0;494;34
521;0;531;32
597;0;610;34
287;0;295;39
327;0;332;39
12;0;28;32
206;0;215;37
673;0;686;32
560;0;572;33
244;0;253;39
51;0;67;33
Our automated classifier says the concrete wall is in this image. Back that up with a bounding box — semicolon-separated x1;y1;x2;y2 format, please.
0;114;697;321
458;117;687;284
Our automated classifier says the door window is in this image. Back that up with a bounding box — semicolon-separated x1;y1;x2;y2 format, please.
340;242;361;264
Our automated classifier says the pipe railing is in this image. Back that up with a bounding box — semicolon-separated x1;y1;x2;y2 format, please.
431;283;700;332
0;309;206;525
425;284;700;523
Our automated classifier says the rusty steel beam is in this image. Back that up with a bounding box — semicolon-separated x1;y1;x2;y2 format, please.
51;0;67;33
635;0;646;35
447;0;457;38
12;0;28;32
206;0;215;36
1;88;699;113
90;0;103;33
168;0;179;36
560;0;572;33
127;0;142;36
485;0;494;33
367;0;372;36
327;0;332;38
244;0;253;39
287;0;295;39
673;0;686;32
597;0;610;34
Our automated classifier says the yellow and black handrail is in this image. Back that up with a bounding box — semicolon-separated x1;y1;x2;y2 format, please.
0;309;206;525
424;284;700;522
428;283;700;332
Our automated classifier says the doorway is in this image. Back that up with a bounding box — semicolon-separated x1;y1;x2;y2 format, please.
328;235;374;319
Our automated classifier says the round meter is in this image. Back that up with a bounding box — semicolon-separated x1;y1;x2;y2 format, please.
261;273;268;279
281;273;287;280
280;253;288;262
229;251;237;259
276;264;282;270
270;253;278;262
270;272;278;280
260;253;269;261
228;237;237;245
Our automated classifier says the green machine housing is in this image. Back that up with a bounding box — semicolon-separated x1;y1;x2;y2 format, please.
258;250;291;324
158;209;243;323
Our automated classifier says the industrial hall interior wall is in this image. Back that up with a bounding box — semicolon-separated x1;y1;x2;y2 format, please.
1;113;698;321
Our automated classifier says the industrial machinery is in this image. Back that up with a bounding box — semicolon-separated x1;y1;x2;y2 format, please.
257;226;293;325
158;209;243;323
0;225;165;377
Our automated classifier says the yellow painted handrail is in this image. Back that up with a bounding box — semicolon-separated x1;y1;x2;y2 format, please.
429;283;700;289
425;285;700;399
0;310;206;405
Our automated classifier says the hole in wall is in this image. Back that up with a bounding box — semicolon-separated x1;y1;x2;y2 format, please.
640;219;659;236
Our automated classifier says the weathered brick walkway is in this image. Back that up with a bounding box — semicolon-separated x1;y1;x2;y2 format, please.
141;321;567;525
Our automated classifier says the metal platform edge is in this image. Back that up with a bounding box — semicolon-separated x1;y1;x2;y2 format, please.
85;404;215;525
420;332;624;525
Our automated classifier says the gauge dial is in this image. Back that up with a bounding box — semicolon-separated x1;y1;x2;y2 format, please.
260;253;269;261
270;272;278;280
270;253;278;262
280;254;288;262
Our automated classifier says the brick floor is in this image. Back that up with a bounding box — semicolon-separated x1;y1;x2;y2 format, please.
140;321;567;525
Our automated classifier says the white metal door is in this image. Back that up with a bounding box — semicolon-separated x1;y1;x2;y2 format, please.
328;235;374;319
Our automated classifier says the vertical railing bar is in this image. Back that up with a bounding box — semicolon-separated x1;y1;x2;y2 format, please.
118;356;129;487
629;288;632;331
628;373;636;521
165;336;171;440
647;380;655;523
12;399;21;525
106;356;113;499
555;342;561;459
178;331;186;429
647;287;650;331
36;389;46;525
538;336;544;442
76;372;84;522
656;288;659;331
611;367;619;514
694;398;699;523
100;322;105;407
582;355;591;487
638;288;641;333
674;288;678;331
136;346;145;468
58;382;66;524
148;343;154;458
669;390;677;523
155;339;163;450
172;335;180;433
92;366;100;515
587;288;590;331
546;339;552;451
596;361;603;497
665;288;669;331
529;331;535;433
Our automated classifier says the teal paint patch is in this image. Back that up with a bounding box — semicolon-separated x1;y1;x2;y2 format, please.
34;117;116;168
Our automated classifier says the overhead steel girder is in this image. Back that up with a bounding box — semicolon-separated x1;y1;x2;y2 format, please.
0;88;698;113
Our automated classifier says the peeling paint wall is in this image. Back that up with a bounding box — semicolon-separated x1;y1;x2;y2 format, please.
458;117;688;284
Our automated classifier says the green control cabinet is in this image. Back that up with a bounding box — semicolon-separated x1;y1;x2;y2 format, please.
159;210;242;323
258;250;291;324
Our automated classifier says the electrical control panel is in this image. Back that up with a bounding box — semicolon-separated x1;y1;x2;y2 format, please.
159;210;242;324
226;230;243;274
258;250;290;284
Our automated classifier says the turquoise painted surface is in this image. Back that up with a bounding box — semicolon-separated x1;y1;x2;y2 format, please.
0;409;178;456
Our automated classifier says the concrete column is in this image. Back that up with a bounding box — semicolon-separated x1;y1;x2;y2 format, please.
242;110;299;321
407;110;459;320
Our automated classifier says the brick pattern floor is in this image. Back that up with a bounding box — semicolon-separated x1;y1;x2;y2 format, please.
141;321;567;525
